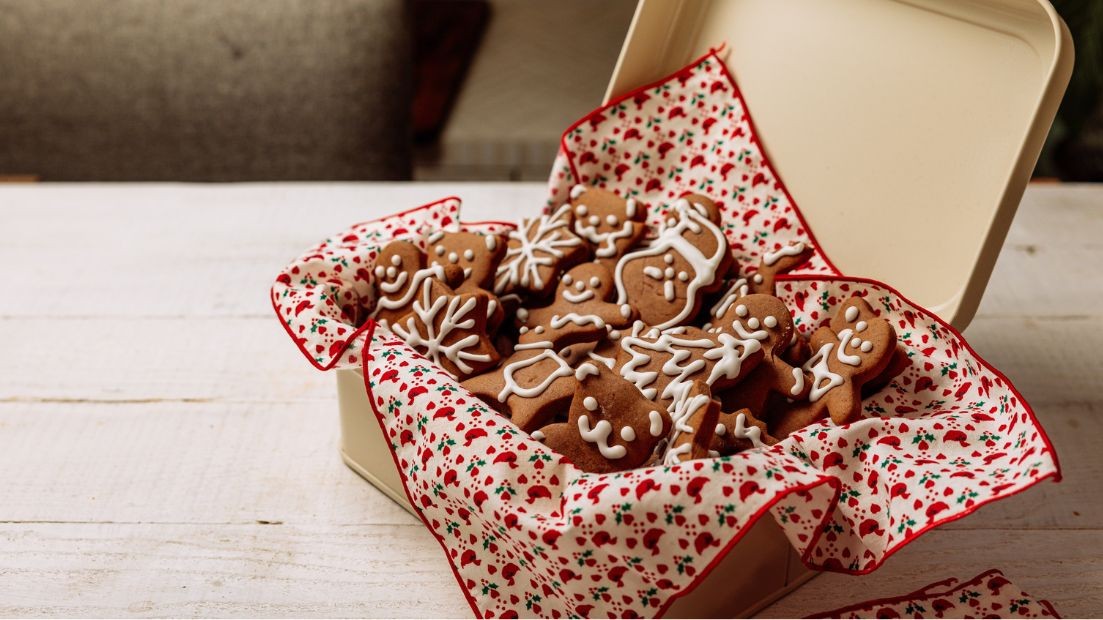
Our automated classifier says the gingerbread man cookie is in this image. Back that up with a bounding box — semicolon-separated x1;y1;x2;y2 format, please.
461;344;578;433
389;277;500;379
615;195;733;329
539;361;671;473
426;229;509;330
748;241;815;295
617;321;763;408
709;294;811;419
568;185;647;272
371;240;463;328
516;263;637;348
494;203;588;297
773;296;898;437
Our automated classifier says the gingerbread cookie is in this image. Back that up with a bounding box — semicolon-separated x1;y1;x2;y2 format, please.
663;381;721;465
371;240;463;328
389;277;500;379
539;361;671;473
614;195;733;329
773;296;898;437
617;321;763;408
710;408;775;456
494;203;588;297
516;263;636;348
461;344;578;433
426;229;509;331
748;241;814;295
709;294;811;418
568;185;647;272
862;344;911;397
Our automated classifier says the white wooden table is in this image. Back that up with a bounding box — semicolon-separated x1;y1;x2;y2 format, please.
0;183;1099;617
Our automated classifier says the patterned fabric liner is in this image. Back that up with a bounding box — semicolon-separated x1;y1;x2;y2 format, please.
271;51;1061;618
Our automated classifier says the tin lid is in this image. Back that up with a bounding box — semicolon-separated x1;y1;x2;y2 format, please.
605;0;1073;329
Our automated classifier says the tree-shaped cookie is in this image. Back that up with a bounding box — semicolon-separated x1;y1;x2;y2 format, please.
617;321;764;408
389;277;499;380
539;362;672;473
710;408;776;456
662;381;721;465
371;240;463;328
709;294;811;419
567;185;647;272
773;296;898;437
494;203;588;297
516;263;637;348
461;344;578;433
748;241;815;295
614;195;733;329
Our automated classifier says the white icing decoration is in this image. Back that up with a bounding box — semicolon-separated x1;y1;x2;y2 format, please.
762;242;806;267
606;215;618;225
574;362;600;381
496;347;572;402
485;235;497;251
861;341;874;353
710;278;749;319
648;411;664;437
550;313;606;329
463;249;474;261
855;320;868;332
563;274;574;285
790;367;805;396
588;215;600;226
427;231;444;244
583;396;598;411
619;304;631;318
373;264;446;310
625;198;636;218
730;412;764;448
845;306;859;322
663;386;711;465
516;308;529;321
563;288;595;303
835;329;862;366
390;255;402;266
495;204;582;294
574;280;585;291
434;245;445;256
447;252;459;264
804;343;844;402
747;317;760;329
386;266;397;279
390;279;492;375
714;423;726;436
578;416;626;459
753;273;764;284
570;184;586;199
589;277;600;287
531;430;545;441
736;304;748;317
764;316;778;328
620;426;636;442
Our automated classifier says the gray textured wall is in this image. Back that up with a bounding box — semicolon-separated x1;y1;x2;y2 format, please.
0;0;412;181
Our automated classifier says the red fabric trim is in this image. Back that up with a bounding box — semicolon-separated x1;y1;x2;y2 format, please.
557;48;845;277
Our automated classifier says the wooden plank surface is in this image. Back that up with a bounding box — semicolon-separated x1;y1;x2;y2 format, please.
0;182;1099;617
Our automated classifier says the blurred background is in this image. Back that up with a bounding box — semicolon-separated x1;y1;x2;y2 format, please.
0;0;1099;183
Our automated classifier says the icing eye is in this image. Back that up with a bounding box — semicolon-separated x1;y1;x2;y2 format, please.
861;341;873;352
753;274;764;284
620;426;636;442
563;274;574;285
736;304;748;317
386;266;397;278
850;337;862;348
606;215;618;226
516;308;529;321
463;249;475;261
845;306;860;322
677;271;688;282
435;245;445;256
373;266;384;278
590;277;601;288
663;253;674;265
588;215;600;226
576;205;588;216
390;255;402;266
534;326;545;334
619;304;631;318
518;326;529;334
574;281;585;291
748;318;760;329
664;267;675;279
855;320;868;332
583;396;598;411
666;218;676;227
763;316;778;328
448;252;459;264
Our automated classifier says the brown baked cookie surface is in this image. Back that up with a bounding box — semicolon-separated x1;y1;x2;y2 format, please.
568;185;647;272
517;263;636;348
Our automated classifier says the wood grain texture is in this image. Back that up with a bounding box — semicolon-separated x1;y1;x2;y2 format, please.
0;182;1099;617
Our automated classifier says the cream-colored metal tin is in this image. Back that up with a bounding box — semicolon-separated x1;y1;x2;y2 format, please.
337;1;1072;615
608;0;1073;329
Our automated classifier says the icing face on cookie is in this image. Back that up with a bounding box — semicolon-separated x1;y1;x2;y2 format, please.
371;239;463;327
614;196;732;330
516;263;637;348
568;185;647;269
426;230;507;293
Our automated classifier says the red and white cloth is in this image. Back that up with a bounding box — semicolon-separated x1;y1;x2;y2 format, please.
271;52;1060;617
